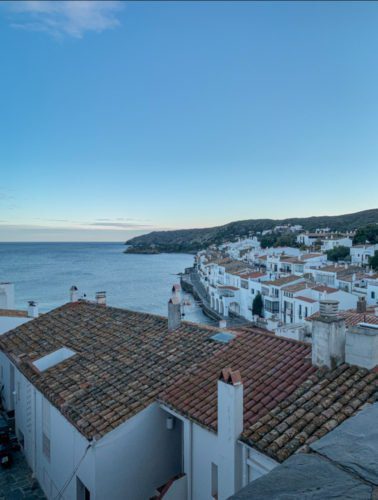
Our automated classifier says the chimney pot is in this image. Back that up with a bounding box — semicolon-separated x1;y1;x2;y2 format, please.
70;285;79;303
95;291;106;306
356;296;367;314
28;301;39;318
168;296;181;331
312;300;345;368
319;299;339;319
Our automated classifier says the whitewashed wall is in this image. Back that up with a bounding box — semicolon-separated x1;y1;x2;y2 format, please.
95;403;182;500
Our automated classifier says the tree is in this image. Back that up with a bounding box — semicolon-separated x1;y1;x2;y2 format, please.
353;224;378;245
252;292;264;317
369;251;378;271
326;246;350;262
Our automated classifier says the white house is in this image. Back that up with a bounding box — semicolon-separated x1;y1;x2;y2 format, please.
350;244;378;265
367;277;378;306
321;236;353;252
0;282;36;335
1;293;376;500
0;295;226;500
160;301;377;499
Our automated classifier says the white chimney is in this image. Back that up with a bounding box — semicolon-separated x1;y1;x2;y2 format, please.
219;319;227;329
217;368;243;500
27;301;39;318
168;296;181;332
312;300;345;368
70;285;79;303
95;291;106;306
346;323;378;369
0;282;15;310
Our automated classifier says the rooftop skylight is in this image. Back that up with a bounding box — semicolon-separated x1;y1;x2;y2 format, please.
210;331;236;344
33;347;76;372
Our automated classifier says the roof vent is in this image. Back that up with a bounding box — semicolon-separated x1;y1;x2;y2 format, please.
32;347;76;372
210;331;235;344
319;300;339;319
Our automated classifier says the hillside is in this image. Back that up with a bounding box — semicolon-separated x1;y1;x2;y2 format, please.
125;208;378;254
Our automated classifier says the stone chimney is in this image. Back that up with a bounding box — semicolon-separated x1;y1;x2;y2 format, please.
356;296;367;314
217;368;243;500
0;282;15;310
95;291;106;306
312;300;345;368
346;323;378;369
70;285;79;303
168;296;181;331
27;301;39;318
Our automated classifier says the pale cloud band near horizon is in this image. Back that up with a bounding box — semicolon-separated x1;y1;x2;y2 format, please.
4;0;123;39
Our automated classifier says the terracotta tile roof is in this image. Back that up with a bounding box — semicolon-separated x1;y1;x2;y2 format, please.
240;272;266;279
264;276;302;287
242;364;377;462
316;265;362;280
301;253;323;260
160;329;316;433
0;301;224;440
295;296;317;304
306;310;378;327
311;285;339;293
282;282;312;293
0;309;28;318
218;285;239;291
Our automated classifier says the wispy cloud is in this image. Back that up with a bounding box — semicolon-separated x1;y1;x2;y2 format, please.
6;1;123;39
25;217;152;230
89;221;152;229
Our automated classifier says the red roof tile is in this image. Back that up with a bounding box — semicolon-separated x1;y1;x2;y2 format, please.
160;329;316;433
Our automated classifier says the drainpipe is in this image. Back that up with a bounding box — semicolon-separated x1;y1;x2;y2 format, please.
183;418;193;500
33;387;37;477
241;444;248;487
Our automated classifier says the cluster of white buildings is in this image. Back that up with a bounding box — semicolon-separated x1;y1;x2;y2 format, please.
0;227;376;500
0;282;377;500
196;233;378;339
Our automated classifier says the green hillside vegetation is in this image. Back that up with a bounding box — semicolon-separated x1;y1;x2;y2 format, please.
125;209;378;254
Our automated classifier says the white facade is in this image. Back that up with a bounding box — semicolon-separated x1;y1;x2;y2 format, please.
0;282;15;309
350;244;378;265
0;353;184;500
321;237;353;252
161;374;278;500
367;280;378;306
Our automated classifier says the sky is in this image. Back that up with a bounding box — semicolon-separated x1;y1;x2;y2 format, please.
0;1;378;242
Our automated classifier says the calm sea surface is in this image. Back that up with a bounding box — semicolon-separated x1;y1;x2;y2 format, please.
0;243;211;324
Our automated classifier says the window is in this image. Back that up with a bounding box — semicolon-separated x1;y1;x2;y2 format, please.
211;463;218;499
305;307;308;318
372;292;376;299
33;347;76;372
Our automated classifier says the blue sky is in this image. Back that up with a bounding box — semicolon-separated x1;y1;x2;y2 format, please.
0;1;377;241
